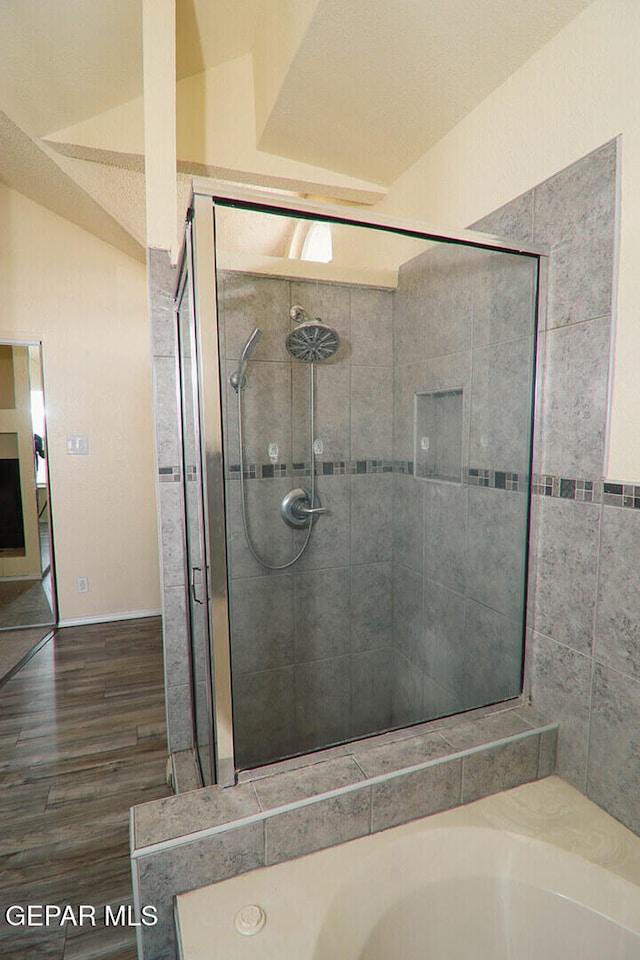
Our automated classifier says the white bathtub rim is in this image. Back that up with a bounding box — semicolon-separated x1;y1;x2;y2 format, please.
314;825;640;954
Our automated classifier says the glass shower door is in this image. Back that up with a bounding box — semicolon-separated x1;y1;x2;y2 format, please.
206;194;540;774
176;248;215;786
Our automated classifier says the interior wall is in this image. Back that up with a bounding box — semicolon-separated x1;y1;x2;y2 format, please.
0;182;161;623
380;0;637;483
467;139;640;834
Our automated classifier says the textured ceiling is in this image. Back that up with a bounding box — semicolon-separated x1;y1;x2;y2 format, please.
176;0;262;80
0;0;596;258
258;0;596;183
0;111;144;261
0;0;143;138
0;0;263;139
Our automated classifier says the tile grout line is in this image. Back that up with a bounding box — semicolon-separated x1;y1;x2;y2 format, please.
132;724;557;859
584;498;604;796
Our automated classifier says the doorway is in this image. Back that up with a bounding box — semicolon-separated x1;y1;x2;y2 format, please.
0;341;56;675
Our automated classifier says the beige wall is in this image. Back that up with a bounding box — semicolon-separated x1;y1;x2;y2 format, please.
0;182;161;623
0;346;15;407
380;0;637;482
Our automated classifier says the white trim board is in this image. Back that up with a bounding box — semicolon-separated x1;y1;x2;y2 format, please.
57;608;162;628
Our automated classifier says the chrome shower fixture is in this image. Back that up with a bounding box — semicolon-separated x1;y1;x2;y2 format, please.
289;305;309;324
230;327;262;392
234;303;340;570
280;487;326;528
286;306;340;363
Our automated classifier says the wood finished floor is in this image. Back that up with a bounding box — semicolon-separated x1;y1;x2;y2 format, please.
0;617;172;960
0;577;55;630
0;628;53;688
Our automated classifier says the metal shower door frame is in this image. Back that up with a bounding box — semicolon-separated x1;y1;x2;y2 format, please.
189;195;235;785
189;182;549;785
175;228;218;786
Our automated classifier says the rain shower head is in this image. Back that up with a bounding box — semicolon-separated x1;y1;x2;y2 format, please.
286;319;340;362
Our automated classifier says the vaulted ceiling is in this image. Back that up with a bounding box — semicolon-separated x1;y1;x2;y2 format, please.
0;0;595;259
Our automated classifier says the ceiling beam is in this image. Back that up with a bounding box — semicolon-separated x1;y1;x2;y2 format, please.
43;141;387;206
0;111;144;262
143;0;178;257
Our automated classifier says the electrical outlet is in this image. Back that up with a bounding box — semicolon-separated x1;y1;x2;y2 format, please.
67;434;89;455
77;577;89;593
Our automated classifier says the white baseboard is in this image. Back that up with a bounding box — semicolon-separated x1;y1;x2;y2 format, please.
0;574;41;582
57;608;162;628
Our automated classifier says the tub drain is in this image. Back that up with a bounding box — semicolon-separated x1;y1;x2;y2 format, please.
234;904;266;936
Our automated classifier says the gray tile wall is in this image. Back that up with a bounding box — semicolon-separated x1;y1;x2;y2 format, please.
391;239;536;724
475;139;640;834
147;248;192;753
219;275;396;766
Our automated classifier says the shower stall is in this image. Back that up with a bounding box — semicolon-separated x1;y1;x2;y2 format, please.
176;185;543;786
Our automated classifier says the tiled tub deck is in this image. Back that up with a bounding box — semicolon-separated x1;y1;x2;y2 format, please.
130;704;557;960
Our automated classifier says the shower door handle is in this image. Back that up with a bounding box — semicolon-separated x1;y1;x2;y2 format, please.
190;566;204;605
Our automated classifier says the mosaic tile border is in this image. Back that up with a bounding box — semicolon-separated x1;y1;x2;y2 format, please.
170;461;640;511
467;468;521;491
531;474;597;501
158;465;181;483
532;476;640;508
225;461;526;487
601;481;640;508
227;459;397;479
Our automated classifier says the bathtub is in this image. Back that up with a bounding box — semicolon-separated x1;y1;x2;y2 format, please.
175;777;640;960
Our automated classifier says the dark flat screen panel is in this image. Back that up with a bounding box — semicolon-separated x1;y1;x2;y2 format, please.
0;459;25;550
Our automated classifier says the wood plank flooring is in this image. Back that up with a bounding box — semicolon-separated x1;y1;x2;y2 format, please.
0;628;54;687
0;577;55;630
0;617;172;960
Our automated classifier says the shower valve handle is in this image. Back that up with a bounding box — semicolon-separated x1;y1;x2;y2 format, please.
280;488;326;528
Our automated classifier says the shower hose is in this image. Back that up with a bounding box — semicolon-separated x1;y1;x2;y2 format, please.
236;361;318;570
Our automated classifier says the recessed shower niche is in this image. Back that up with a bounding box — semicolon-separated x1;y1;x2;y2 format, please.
414;389;464;483
176;186;542;785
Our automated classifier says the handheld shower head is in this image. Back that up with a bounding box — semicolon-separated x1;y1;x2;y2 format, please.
230;327;262;391
240;327;263;365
